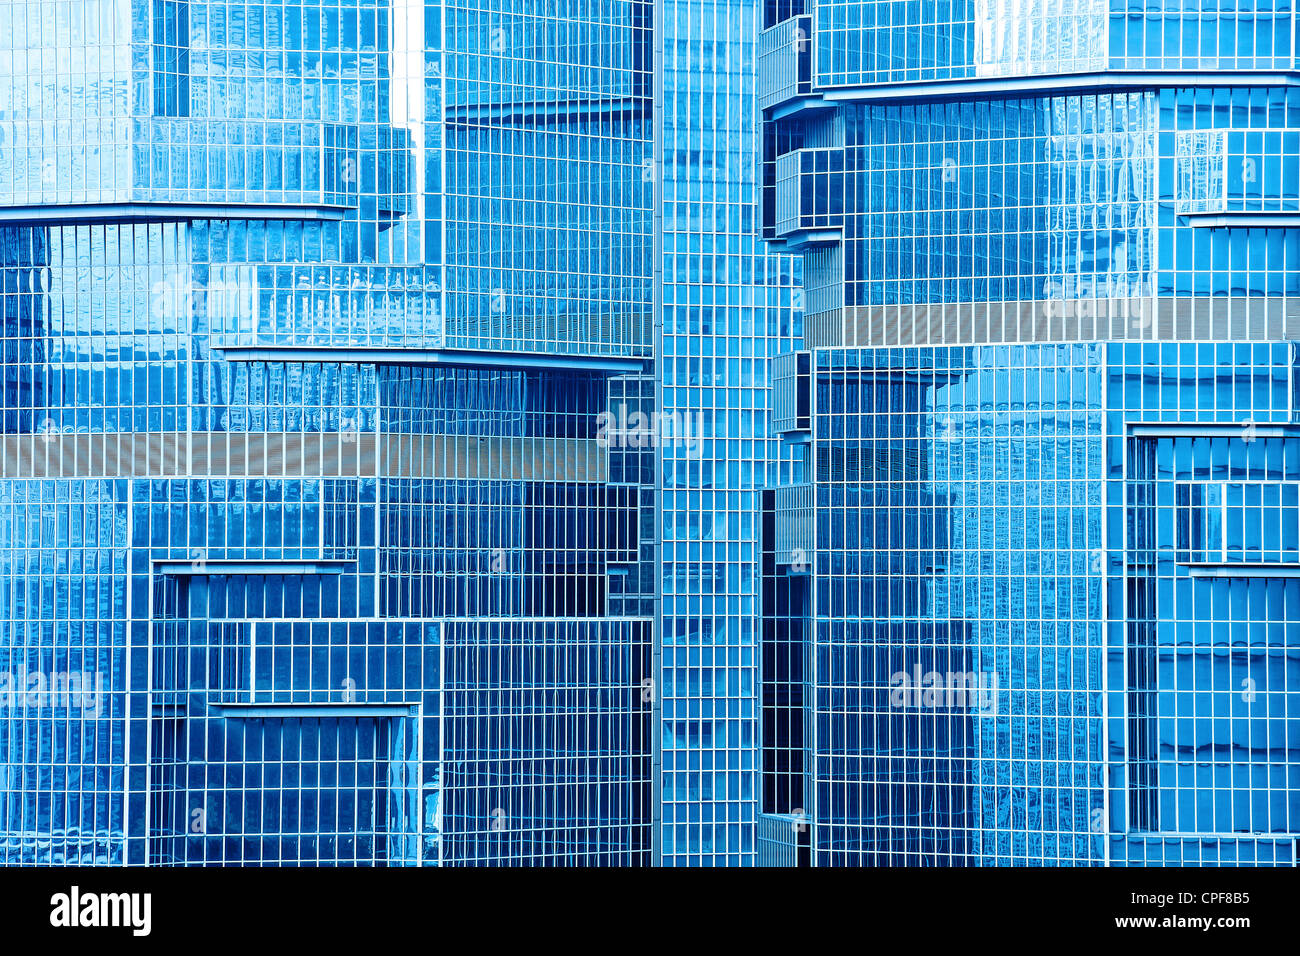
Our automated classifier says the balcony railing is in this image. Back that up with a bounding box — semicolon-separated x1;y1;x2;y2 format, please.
758;15;815;113
773;148;846;245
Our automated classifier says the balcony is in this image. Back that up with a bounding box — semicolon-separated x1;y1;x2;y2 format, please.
773;483;815;572
772;350;812;439
772;148;846;248
758;15;828;118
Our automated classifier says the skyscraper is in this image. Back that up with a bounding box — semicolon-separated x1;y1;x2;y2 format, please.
759;1;1300;865
654;0;802;866
0;0;653;866
3;0;1298;871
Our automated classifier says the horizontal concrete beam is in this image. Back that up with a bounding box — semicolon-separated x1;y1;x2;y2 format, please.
0;432;609;481
807;296;1300;348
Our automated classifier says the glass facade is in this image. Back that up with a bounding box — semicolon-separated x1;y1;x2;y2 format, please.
760;1;1300;865
655;0;801;865
0;0;653;866
2;0;1297;869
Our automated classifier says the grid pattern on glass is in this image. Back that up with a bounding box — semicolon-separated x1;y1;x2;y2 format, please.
762;0;1300;869
790;345;1106;865
757;13;814;112
827;94;1159;310
0;1;408;212
444;119;652;356
440;618;651;866
1177;480;1300;564
759;486;810;825
812;0;1107;86
152;0;190;117
0;479;130;865
2;0;655;868
658;0;803;865
445;0;650;106
760;341;1299;866
149;712;419;866
1177;128;1300;215
439;0;652;357
145;614;429;866
769;88;1300;353
808;0;1295;89
1112;341;1299;865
